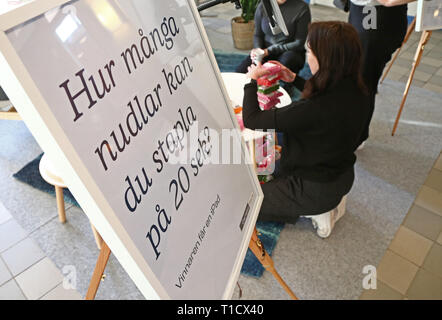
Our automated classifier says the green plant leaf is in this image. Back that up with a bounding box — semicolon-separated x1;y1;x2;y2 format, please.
240;0;259;23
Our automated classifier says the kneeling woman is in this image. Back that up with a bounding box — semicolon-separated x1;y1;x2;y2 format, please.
242;21;370;234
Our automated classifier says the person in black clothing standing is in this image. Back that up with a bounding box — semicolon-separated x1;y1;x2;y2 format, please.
235;0;311;74
242;21;371;235
348;0;415;145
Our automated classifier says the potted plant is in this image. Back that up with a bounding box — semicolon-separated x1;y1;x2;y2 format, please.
231;0;259;50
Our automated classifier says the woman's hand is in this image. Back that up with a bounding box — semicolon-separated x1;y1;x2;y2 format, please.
246;63;270;80
250;48;269;61
250;48;258;60
268;60;297;83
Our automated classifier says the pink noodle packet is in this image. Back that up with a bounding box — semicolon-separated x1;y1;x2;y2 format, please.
257;91;283;103
262;62;281;76
236;113;245;131
259;98;281;110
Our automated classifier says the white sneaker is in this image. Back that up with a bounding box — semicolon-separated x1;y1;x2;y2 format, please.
306;195;347;239
310;210;335;238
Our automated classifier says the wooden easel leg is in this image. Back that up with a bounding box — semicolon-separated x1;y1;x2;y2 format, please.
85;241;111;300
392;30;432;136
55;186;66;224
248;227;298;300
90;223;103;250
380;17;416;84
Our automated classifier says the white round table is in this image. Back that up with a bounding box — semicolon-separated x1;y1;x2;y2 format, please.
221;72;292;110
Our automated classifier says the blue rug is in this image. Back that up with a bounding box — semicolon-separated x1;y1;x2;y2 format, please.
13;51;311;278
13;153;80;208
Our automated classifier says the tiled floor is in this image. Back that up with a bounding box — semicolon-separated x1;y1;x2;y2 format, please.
0;3;441;300
0;201;82;300
360;152;442;300
388;31;442;93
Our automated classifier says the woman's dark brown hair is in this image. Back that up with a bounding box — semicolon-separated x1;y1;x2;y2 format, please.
302;21;367;99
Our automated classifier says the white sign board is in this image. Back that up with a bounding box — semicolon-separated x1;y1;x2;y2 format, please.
416;0;442;31
0;0;263;299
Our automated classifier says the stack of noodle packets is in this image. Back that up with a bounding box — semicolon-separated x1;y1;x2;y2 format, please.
257;62;283;110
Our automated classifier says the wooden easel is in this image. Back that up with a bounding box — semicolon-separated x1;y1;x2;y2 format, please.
391;29;432;136
380;17;433;136
85;227;298;300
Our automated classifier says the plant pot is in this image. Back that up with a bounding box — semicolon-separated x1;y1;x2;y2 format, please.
231;17;255;50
